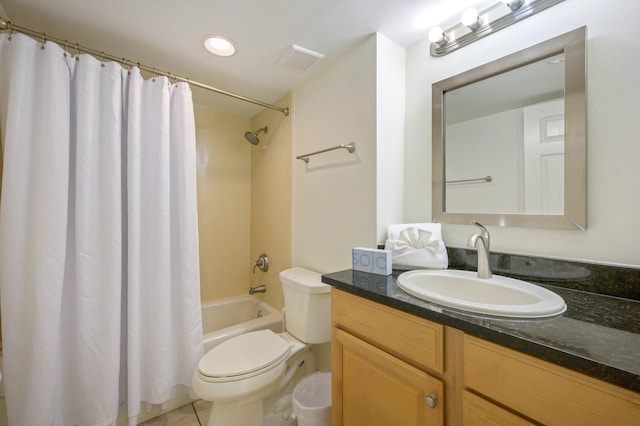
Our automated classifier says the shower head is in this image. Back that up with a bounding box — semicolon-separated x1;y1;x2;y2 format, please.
244;126;268;145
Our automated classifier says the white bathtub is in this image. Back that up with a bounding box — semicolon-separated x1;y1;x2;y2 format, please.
202;294;283;353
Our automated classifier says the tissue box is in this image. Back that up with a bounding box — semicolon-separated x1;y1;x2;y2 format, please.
352;247;392;276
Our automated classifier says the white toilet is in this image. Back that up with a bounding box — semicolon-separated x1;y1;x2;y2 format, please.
192;267;331;426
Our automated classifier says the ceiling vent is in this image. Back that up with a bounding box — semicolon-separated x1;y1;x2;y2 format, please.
277;45;324;71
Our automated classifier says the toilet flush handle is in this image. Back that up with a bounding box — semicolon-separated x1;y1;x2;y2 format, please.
253;253;269;273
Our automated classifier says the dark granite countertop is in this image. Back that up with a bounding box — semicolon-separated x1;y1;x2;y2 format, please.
322;265;640;394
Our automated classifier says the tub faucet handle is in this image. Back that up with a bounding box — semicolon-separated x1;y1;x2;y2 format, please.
253;253;269;274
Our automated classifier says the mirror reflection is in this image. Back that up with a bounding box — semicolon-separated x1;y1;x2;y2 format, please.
445;54;565;215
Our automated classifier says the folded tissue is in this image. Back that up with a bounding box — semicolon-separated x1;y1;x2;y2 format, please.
384;223;448;270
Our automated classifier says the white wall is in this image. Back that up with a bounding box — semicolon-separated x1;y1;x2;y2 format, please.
376;34;406;244
405;1;640;267
446;110;521;213
293;35;378;273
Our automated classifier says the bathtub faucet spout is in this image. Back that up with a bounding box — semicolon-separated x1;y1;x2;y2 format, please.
249;285;267;295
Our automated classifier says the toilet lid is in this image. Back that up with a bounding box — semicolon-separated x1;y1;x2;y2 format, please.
198;329;291;379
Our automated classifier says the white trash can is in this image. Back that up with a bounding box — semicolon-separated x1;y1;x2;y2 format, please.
292;372;332;426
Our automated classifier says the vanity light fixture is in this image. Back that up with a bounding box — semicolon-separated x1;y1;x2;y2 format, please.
429;0;565;57
203;34;237;57
461;8;482;31
428;26;448;47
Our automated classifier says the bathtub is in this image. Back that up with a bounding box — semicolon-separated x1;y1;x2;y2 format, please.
202;294;283;353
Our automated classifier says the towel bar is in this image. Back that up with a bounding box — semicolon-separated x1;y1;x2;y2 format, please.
446;175;493;184
297;142;356;163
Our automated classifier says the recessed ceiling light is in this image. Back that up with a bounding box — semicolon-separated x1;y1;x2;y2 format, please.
203;35;237;57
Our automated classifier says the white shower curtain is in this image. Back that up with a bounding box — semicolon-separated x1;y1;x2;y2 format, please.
0;33;203;426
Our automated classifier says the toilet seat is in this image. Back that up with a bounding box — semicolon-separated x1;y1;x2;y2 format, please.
198;329;291;383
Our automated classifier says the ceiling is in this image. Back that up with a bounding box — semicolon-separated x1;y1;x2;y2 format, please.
0;0;487;117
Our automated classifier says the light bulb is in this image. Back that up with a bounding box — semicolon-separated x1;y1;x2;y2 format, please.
428;27;447;45
461;8;481;30
502;0;525;11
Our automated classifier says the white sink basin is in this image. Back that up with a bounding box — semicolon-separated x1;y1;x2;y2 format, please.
397;269;566;318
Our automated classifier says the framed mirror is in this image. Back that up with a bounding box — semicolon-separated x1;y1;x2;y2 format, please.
432;26;586;229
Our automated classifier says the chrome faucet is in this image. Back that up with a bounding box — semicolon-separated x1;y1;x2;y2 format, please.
467;221;492;279
249;285;267;295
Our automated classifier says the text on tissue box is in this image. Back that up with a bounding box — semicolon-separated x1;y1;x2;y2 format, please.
352;247;392;276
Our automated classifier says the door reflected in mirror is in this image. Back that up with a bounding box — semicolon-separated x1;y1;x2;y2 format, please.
432;27;586;229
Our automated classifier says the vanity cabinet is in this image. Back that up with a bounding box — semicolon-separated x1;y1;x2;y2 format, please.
463;335;640;425
331;289;445;425
331;289;640;426
462;390;535;426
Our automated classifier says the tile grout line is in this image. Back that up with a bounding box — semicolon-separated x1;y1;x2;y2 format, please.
191;402;202;426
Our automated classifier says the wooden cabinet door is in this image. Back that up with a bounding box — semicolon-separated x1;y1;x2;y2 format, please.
333;328;444;426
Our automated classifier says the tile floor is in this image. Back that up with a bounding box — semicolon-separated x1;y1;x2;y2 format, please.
139;400;212;426
0;398;212;426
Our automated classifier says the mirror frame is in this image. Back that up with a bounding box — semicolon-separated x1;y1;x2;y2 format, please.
432;26;587;229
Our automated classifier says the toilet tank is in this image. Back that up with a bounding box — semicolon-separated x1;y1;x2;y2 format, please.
279;267;331;344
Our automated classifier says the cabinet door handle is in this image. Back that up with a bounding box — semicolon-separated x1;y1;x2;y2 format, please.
424;394;438;409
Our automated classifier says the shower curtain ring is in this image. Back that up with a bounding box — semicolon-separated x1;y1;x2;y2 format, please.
75;43;80;61
101;51;105;67
63;40;68;57
152;68;156;81
40;32;46;50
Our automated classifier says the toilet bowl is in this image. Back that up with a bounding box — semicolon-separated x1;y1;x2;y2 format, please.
192;267;331;426
193;330;307;401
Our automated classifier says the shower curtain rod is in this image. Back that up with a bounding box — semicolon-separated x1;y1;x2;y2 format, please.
0;17;290;116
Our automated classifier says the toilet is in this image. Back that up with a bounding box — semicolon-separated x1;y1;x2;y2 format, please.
192;267;331;426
